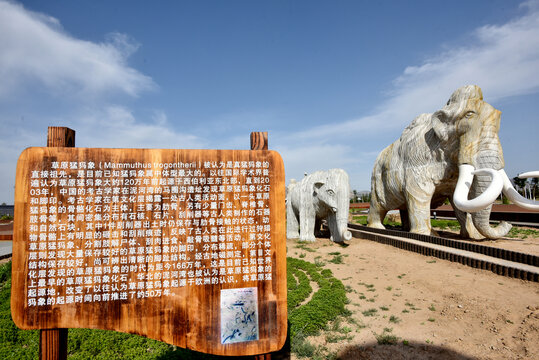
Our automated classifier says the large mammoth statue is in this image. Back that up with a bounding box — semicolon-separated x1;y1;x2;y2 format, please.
368;85;539;239
287;169;352;243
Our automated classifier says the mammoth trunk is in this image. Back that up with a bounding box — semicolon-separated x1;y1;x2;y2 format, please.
469;149;512;239
327;214;352;243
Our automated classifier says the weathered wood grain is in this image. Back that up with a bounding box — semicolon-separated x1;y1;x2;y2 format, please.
40;127;74;360
12;147;287;356
250;132;268;151
40;328;68;360
46;127;75;148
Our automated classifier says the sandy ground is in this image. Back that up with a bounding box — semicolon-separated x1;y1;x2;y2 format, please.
287;232;539;360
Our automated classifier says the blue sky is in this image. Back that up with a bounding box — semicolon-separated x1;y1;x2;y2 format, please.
1;0;539;203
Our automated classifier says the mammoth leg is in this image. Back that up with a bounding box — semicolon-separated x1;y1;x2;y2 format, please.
299;206;316;242
450;199;483;239
286;200;299;239
367;208;387;229
405;188;434;235
367;198;388;229
399;209;410;231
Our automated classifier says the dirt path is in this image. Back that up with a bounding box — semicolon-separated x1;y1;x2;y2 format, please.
288;235;539;359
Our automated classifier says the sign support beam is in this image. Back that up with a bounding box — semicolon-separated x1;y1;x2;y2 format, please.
40;127;74;360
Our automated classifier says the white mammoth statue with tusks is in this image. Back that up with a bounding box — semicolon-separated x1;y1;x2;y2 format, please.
368;85;539;239
287;169;352;243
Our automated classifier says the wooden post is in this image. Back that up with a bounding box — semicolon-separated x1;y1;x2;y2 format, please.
47;127;75;148
251;132;289;360
40;127;74;360
250;132;268;151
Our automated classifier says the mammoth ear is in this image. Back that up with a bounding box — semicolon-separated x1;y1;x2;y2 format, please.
431;110;451;142
313;182;324;195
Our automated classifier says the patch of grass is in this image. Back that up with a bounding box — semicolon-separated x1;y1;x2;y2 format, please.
352;215;368;225
352;215;401;227
397;273;406;279
325;319;354;343
347;317;366;332
299;253;306;258
314;256;325;267
428;317;436;322
389;315;401;323
379;306;389;311
402;309;409;313
426;260;437;264
405;302;421;311
362;308;378;317
296;243;317;252
385;286;392;291
291;332;318;358
287;258;349;339
374;328;399;345
325;333;352;343
429;304;436;312
507;227;539;239
328;254;344;264
431;219;460;230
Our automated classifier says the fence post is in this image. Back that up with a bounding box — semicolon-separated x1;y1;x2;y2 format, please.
39;126;74;360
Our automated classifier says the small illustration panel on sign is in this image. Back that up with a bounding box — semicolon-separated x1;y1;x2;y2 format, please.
221;287;259;344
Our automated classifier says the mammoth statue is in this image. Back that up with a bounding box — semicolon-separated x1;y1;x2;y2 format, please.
368;85;539;239
287;169;352;243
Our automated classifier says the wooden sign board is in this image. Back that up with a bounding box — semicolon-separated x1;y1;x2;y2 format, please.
12;147;287;356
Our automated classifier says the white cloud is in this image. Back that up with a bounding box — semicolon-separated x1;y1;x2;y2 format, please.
0;1;155;100
279;1;539;192
0;1;197;202
75;107;205;149
295;1;539;143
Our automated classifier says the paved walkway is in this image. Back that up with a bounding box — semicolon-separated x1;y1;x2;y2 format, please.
0;241;12;259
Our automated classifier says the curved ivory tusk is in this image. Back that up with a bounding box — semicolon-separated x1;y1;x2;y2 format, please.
453;164;503;212
518;171;539;179
500;169;539;210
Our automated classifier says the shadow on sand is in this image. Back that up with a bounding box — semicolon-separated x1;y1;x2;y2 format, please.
336;340;477;360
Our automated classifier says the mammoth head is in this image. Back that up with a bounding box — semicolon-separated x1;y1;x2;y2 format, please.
430;85;504;168
429;86;539;237
313;181;338;212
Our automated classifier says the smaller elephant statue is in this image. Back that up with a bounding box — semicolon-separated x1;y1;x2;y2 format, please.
286;169;352;243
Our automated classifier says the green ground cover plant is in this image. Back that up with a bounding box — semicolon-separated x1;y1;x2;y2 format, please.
352;215;400;227
507;227;539;239
374;327;399;345
430;219;460;230
287;257;349;338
